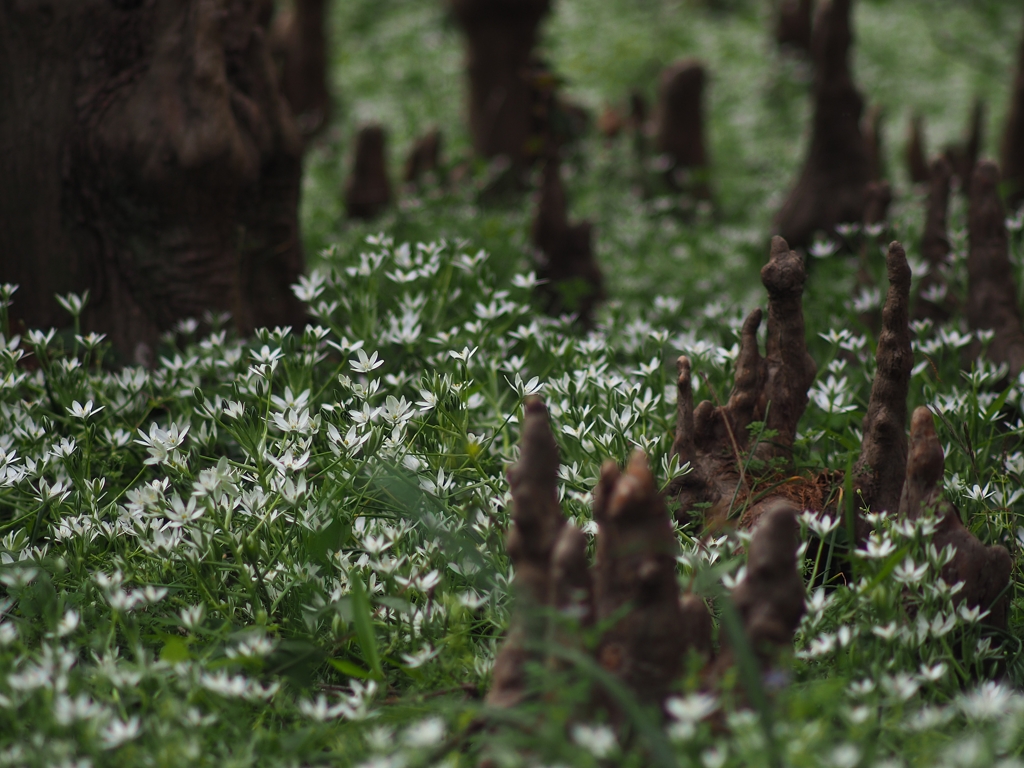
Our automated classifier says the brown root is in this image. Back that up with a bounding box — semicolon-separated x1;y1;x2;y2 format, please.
345;125;393;220
898;408;1012;630
775;0;815;54
774;0;870;247
852;242;912;531
487;397;569;707
669;236;816;528
913;156;955;322
531;157;605;326
488;400;713;713
653;60;711;199
906;113;930;185
593;453;701;706
966;161;1024;376
1003;19;1024;208
729;500;806;660
403;129;445;189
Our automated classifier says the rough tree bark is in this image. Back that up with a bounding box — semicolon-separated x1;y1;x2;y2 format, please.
0;0;306;357
774;0;870;248
965;161;1024;377
450;0;551;169
269;0;331;138
653;59;711;199
1003;18;1024;209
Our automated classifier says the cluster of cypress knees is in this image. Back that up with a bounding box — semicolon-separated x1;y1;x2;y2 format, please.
485;232;1013;722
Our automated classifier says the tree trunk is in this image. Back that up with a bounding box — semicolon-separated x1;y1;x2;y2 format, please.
0;0;306;358
450;0;550;168
774;0;814;54
270;0;331;138
1003;17;1024;208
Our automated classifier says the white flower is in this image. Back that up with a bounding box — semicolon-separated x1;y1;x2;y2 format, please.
856;533;896;560
959;681;1015;719
56;610;79;637
448;346;478;364
918;662;948;682
415;389;437;411
299;694;349;722
801;510;840;537
848;679;875;696
666;692;718;723
180;604;205;630
403;717;445;747
571;723;617;758
511;271;542;289
134;422;189;466
266;447;310;474
882;673;919;701
223;401;245;419
871;622;898;641
829;744;860;768
958;604;990;623
893;556;927;585
350;349;384;373
67;400;103;420
809;239;839;258
400;645;439;669
101;716;141;749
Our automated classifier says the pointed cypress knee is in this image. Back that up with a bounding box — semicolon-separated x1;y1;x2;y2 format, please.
345;125;393;220
774;0;870;247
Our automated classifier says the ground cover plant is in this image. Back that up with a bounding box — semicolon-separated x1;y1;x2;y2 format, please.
5;0;1024;766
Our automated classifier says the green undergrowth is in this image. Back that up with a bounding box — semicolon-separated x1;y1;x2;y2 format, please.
2;0;1024;765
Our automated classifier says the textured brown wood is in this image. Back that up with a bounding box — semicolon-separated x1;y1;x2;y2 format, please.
0;0;306;356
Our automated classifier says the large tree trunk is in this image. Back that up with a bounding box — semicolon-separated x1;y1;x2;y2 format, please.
450;0;550;169
1003;16;1024;209
270;0;331;138
0;0;306;358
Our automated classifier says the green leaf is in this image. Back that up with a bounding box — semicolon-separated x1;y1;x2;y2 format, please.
350;574;383;680
160;636;191;663
329;658;375;680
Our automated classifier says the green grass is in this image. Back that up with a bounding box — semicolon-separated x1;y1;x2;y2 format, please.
1;0;1024;765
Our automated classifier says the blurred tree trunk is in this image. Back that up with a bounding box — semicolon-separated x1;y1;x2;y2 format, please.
0;0;306;359
270;0;331;138
450;0;550;168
